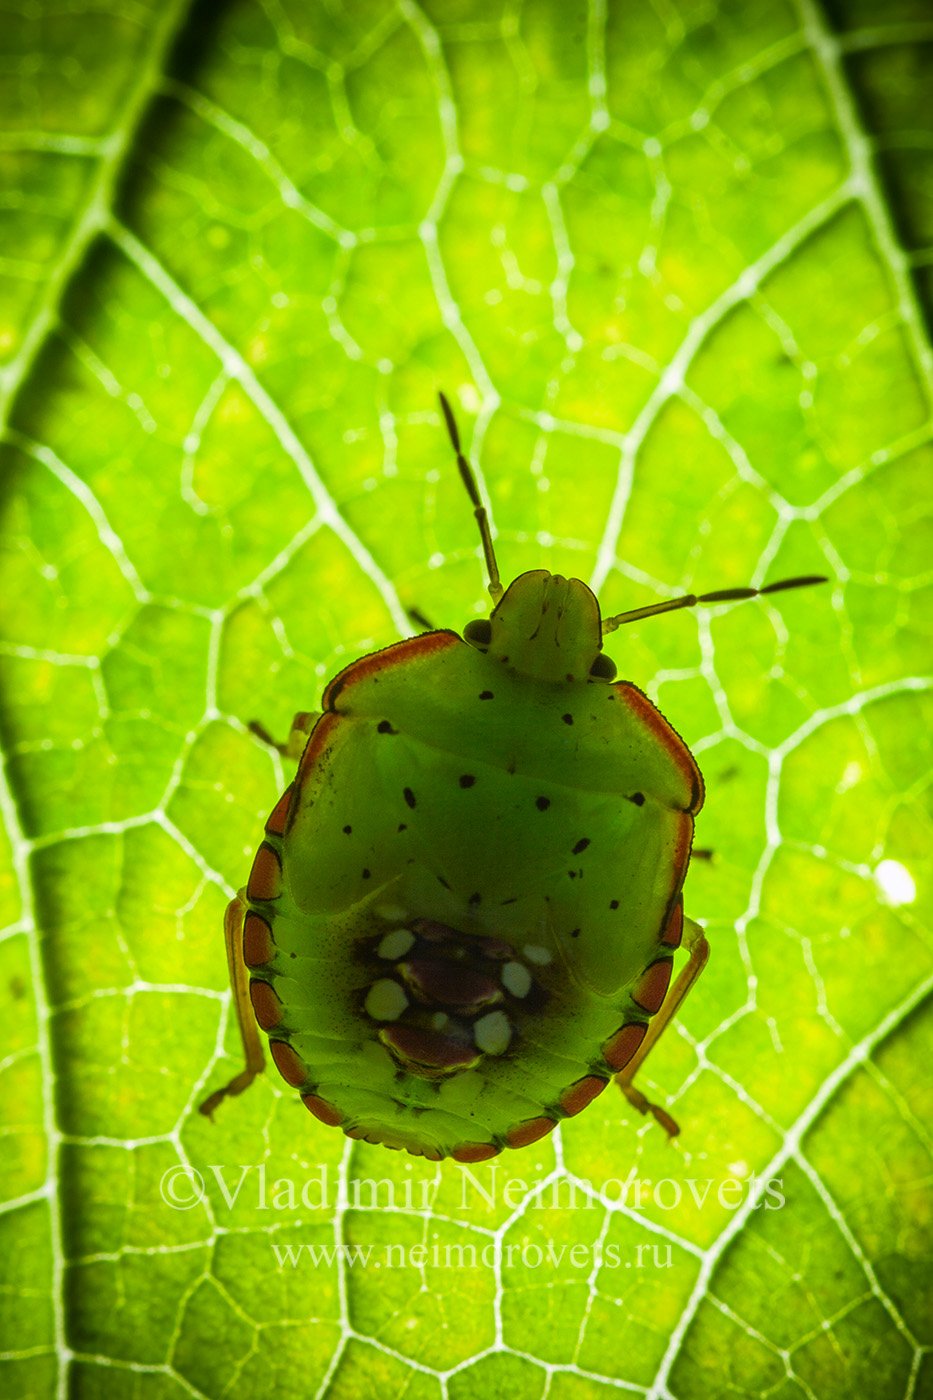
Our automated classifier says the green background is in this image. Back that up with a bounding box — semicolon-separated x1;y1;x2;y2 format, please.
1;1;931;1396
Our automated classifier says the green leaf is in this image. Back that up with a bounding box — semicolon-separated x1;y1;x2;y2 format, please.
1;1;931;1397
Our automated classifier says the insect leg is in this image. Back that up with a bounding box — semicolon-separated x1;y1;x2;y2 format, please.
199;890;266;1118
615;916;710;1137
407;606;437;632
283;711;318;760
248;711;319;761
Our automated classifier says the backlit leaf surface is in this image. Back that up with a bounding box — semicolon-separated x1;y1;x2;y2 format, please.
0;2;930;1397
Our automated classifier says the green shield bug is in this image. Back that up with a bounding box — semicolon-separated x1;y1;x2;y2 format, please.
200;393;826;1162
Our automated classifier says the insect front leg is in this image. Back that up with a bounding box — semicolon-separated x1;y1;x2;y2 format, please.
615;916;710;1137
407;606;437;632
199;890;266;1118
248;710;319;761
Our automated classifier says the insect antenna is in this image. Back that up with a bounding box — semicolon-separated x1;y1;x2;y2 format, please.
602;574;828;634
438;391;504;604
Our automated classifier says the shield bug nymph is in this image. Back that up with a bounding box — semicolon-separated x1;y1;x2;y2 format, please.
200;393;826;1162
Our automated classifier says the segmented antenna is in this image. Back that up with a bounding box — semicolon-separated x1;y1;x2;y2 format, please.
438;391;503;605
602;575;828;633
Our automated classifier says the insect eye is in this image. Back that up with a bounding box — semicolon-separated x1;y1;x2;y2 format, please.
464;619;493;647
589;652;617;680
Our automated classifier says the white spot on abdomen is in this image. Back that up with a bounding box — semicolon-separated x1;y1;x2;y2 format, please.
376;904;409;922
523;944;551;965
502;961;531;997
377;928;415;959
474;1011;512;1055
365;979;409;1021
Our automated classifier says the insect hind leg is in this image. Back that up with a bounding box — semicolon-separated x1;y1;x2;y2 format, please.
615;916;710;1137
199;891;266;1118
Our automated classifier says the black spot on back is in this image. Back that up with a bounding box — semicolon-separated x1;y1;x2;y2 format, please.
397;822;407;833
377;719;397;735
361;868;371;879
479;690;494;700
629;792;645;806
536;796;550;811
572;837;590;854
609;899;619;910
468;892;481;906
562;713;574;725
459;774;476;788
404;787;416;809
569;928;580;939
343;825;352;835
